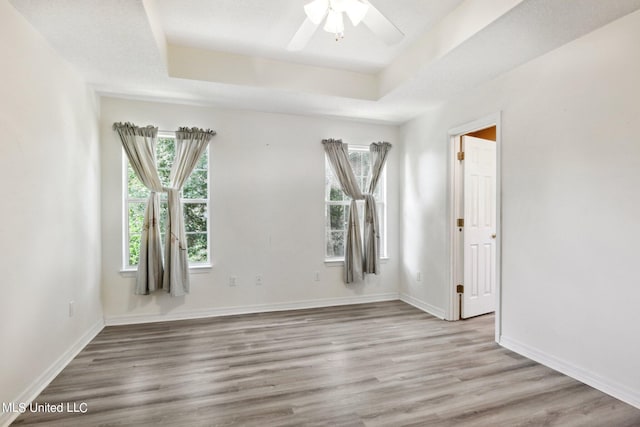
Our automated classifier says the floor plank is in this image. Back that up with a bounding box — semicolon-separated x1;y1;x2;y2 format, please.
11;301;640;426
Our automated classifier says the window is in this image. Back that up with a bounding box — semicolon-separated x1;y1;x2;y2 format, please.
324;145;387;260
124;134;209;269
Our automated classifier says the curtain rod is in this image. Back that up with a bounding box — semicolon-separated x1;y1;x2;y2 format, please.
158;129;216;134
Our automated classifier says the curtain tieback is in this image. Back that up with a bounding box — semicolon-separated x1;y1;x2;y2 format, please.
170;232;187;250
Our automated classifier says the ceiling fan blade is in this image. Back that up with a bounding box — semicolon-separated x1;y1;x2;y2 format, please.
287;18;319;51
361;0;404;45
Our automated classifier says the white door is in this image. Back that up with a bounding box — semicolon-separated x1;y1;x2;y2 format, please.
462;135;497;318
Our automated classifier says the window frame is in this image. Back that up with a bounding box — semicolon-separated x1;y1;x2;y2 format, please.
324;144;388;263
121;131;211;272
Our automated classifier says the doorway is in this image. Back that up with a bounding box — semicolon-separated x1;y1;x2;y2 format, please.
448;114;502;341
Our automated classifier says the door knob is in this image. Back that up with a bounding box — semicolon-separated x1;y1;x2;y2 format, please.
491;234;496;239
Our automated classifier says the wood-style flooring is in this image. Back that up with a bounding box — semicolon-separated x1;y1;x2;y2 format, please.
12;301;640;426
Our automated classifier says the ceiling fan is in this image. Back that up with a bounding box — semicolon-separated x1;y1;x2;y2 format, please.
287;0;404;51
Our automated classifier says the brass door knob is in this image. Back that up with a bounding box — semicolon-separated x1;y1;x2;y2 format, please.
491;234;496;239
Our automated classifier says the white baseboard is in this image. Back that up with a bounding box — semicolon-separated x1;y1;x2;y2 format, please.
104;292;400;326
399;293;446;319
1;320;105;427
500;335;640;410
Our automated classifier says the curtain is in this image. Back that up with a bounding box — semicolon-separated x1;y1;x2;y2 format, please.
323;139;364;283
363;142;392;274
113;122;164;295
163;127;216;296
323;139;392;283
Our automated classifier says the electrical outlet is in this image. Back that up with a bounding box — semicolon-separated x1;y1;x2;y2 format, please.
68;301;75;317
417;271;422;282
229;276;237;287
314;271;320;282
255;275;263;286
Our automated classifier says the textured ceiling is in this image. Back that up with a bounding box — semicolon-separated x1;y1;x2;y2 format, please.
9;0;640;123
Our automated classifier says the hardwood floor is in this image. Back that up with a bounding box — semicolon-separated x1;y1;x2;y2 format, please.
12;301;640;426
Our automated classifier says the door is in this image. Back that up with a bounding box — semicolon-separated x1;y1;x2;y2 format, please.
462;135;497;318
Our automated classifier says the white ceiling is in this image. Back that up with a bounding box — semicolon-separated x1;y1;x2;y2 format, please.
9;0;640;124
155;0;465;73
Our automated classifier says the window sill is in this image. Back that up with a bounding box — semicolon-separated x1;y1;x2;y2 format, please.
120;264;212;277
324;257;389;267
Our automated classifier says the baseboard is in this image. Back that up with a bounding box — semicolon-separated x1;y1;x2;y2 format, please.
104;292;400;326
1;320;105;427
500;335;640;410
399;293;446;319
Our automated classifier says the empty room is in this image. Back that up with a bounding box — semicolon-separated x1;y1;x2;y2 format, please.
1;0;639;426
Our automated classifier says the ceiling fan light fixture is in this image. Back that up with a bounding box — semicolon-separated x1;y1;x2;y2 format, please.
304;0;329;25
323;9;345;38
343;0;369;26
288;0;404;51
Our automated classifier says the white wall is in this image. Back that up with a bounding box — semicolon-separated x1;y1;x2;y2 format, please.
0;2;103;422
100;98;400;323
400;10;640;406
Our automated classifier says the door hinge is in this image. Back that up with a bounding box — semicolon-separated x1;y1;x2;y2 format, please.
457;151;465;161
456;284;464;293
457;218;464;227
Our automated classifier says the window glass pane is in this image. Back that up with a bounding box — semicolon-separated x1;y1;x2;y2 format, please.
128;202;145;234
128;202;146;266
325;159;334;177
361;176;368;193
326;231;345;258
196;149;208;170
157;168;171;187
361;152;371;179
183;169;208;199
156;138;175;170
329;181;344;201
184;202;207;232
129;234;141;267
373;181;382;199
349;151;362;176
328;204;348;231
325;161;336;199
325;160;344;201
127;164;148;198
377;202;386;257
187;233;208;262
160;201;169;234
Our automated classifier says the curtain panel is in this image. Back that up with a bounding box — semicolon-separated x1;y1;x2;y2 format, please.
113;122;164;294
322;139;392;283
363;142;392;274
163;127;216;296
322;139;364;283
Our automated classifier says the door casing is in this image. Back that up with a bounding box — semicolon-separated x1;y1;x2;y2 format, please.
447;113;502;343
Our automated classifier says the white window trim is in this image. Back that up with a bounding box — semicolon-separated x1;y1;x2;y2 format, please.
324;144;388;262
121;131;212;272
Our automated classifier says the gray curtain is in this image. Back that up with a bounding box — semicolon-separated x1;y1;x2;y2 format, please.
163;127;216;296
323;139;392;283
323;139;364;283
113;122;164;294
363;142;392;274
